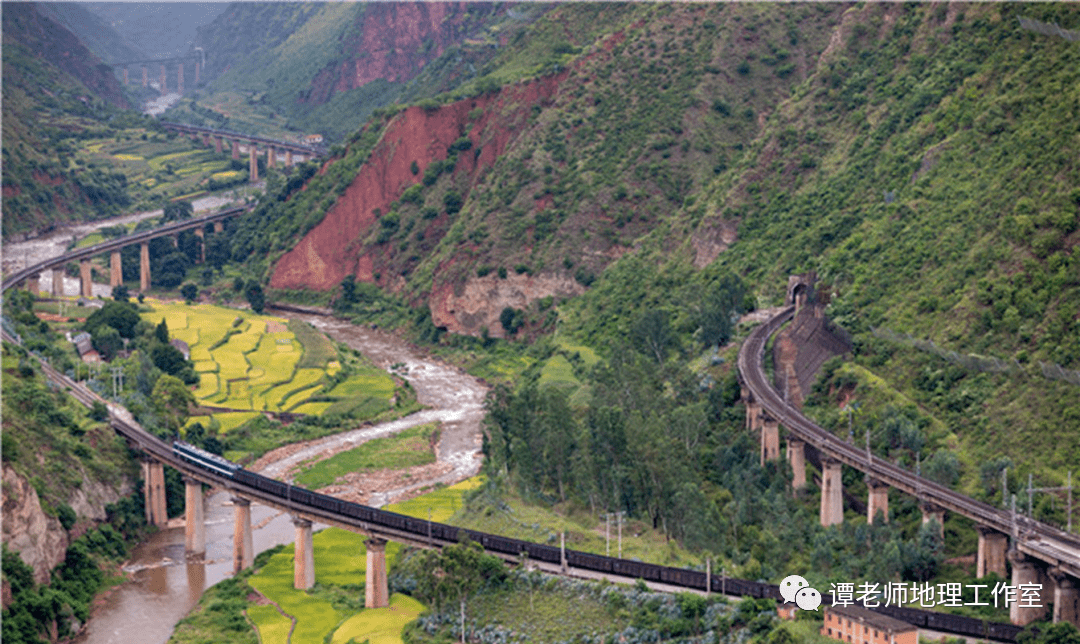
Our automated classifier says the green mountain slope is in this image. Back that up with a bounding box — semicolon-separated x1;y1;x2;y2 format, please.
1;3;141;239
236;3;1078;521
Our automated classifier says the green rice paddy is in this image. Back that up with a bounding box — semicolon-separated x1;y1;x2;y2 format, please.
140;300;395;427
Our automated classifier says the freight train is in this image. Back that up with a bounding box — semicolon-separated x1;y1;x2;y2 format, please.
171;441;1021;642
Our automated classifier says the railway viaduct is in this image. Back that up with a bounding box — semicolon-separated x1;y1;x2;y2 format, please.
112;52;204;95
158;122;323;183
738;275;1080;627
8;206;247;299
3;231;1078;631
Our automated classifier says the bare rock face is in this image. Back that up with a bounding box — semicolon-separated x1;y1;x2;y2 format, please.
691;218;738;269
431;271;585;337
1;467;131;586
2;467;68;585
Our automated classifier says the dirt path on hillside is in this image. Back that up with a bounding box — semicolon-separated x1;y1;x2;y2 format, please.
258;308;487;507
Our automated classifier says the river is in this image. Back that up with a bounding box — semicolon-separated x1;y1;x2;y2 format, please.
4;216;486;644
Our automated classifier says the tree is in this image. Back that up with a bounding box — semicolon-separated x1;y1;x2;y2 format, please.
111;284;129;303
155;318;169;344
90;325;123;361
499;307;524;336
244;282;265;314
414;539;505;643
85;301;141;338
162;200;193;222
151;374;195;436
631;309;676;364
180;283;198;304
205;233;231;272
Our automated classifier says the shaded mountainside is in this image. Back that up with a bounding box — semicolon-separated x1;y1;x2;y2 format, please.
1;3;140;239
3;3;129;110
35;2;146;64
186;2;548;142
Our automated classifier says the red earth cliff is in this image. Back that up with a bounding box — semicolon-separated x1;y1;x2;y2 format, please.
270;74;567;334
304;3;502;106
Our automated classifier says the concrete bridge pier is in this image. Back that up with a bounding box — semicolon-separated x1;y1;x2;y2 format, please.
760;415;780;465
52;269;64;297
177;63;184;93
160;65;167;94
231;140;240;161
202;133;210;147
232;497;253;573
820;459;843;526
920;503;945;538
194;62;200;84
1050;568;1079;626
80;260;93;297
249;145;259;182
110;251;123;288
293;517;315;589
214;136;223;154
143;460;167;527
745;399;760;432
142;66;148;87
122;68;129;85
25;274;40;295
140;242;151;292
184;478;205;555
213;221;224;234
787;439;806;491
365;538;389;608
866;477;889;524
976;525;1008;578
267;146;276;169
1009;551;1049;625
194;228;205;263
285;150;293;167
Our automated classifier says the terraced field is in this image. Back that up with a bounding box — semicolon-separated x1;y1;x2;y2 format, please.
140;300;396;433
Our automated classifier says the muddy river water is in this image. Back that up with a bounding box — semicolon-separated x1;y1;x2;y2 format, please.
4;214;487;644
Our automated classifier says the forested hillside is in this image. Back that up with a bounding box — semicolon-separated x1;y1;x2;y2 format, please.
211;2;1080;581
1;3;143;238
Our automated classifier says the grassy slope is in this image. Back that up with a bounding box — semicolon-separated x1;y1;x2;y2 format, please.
682;3;1080;495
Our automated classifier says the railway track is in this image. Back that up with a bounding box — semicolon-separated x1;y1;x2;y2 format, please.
737;307;1080;579
0;240;1043;640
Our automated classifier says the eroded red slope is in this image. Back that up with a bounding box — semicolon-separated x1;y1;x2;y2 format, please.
270;74;564;293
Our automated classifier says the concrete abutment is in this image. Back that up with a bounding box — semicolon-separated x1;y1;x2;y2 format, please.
787;439;806;491
142;460;167;527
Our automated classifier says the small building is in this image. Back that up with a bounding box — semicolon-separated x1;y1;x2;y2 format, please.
302;134;323;145
170;338;190;360
70;332;101;363
821;604;917;644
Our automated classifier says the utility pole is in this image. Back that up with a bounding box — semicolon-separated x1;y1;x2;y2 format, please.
111;367;124;399
616;511;625;558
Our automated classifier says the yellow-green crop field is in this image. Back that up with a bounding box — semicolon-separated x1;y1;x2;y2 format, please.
140;300;396;428
245;477;482;644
